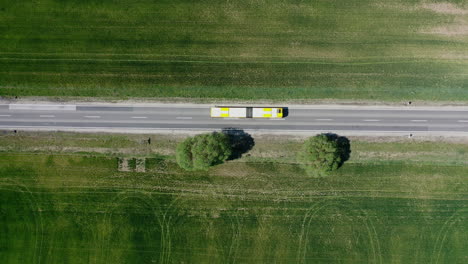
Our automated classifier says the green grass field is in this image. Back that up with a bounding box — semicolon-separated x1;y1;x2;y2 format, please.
1;132;467;263
1;0;467;101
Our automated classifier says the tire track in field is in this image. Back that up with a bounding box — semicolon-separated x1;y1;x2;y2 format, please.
182;193;243;263
431;208;468;264
4;71;462;81
213;208;242;264
98;190;185;264
296;198;381;264
99;190;164;264
1;51;466;60
0;179;44;264
0;57;461;66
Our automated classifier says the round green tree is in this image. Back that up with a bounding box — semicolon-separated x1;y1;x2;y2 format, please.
297;134;344;177
176;137;195;170
176;132;232;171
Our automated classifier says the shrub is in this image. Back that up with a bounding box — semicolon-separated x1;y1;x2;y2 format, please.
176;137;195;170
176;132;232;171
297;134;350;177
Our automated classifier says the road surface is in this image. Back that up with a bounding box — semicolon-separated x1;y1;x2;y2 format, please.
1;103;468;136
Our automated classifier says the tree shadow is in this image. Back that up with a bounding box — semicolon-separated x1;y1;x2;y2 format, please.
324;133;351;167
222;128;255;160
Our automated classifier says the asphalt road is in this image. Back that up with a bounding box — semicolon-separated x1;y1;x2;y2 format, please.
1;103;468;135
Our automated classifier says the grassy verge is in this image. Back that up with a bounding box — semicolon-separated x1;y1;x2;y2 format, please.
3;131;468;165
1;131;467;263
1;0;467;101
0;131;181;157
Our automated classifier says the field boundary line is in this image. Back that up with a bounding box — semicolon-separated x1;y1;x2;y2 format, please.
1;57;464;66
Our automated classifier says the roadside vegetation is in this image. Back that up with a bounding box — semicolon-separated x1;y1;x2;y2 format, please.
176;132;231;171
297;134;351;177
1;0;467;101
175;129;256;171
0;131;467;262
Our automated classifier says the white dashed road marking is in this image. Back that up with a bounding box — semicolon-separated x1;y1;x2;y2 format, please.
457;120;468;123
84;116;101;118
363;119;380;122
131;116;148;119
316;119;333;121
39;115;55;118
411;120;427;122
0;115;11;117
176;117;193;120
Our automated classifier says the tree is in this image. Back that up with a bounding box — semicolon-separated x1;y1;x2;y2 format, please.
176;132;232;171
176;137;194;170
297;134;350;177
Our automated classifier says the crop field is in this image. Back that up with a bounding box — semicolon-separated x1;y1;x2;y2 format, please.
1;132;467;263
1;0;467;101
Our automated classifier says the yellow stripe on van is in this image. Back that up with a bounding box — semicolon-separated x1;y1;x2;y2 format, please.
263;114;272;117
263;108;272;111
221;108;229;111
277;108;283;118
221;113;229;117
